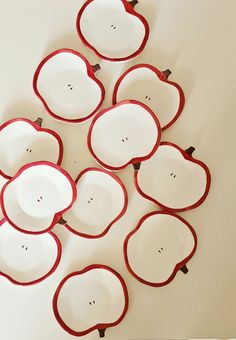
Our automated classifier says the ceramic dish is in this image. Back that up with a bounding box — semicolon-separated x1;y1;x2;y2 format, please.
76;0;149;62
134;142;211;212
1;161;77;234
124;211;197;287
53;264;129;338
88;100;161;171
63;168;128;238
0;175;8;220
0;118;63;179
33;49;105;123
113;64;185;130
0;219;61;285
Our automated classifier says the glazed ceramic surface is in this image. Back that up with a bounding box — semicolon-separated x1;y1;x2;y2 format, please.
33;49;105;123
113;64;185;130
64;168;128;238
76;0;149;61
0;219;61;285
0;118;63;178
88;100;161;171
124;211;197;287
1;162;76;234
135;142;211;211
53;265;129;337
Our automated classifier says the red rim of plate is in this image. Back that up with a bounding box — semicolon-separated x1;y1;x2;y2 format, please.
0;218;62;286
134;141;211;212
0;118;64;180
123;211;198;287
76;0;150;62
112;63;185;130
87;100;162;171
33;49;105;123
65;167;128;239
53;264;129;336
0;161;77;235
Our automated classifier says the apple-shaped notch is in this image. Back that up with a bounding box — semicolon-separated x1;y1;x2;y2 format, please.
63;167;128;238
88;100;161;171
124;211;197;287
0;161;77;234
0;175;8;220
76;0;149;61
0;219;61;285
53;265;129;337
0;118;63;179
33;49;105;123
134;142;211;212
113;64;185;130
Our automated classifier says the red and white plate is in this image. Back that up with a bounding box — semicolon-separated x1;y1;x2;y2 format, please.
76;0;149;61
0;219;61;285
135;142;211;212
0;118;63;179
33;49;105;123
124;211;197;287
113;64;185;130
88;100;161;171
53;265;129;337
64;167;128;238
0;162;77;234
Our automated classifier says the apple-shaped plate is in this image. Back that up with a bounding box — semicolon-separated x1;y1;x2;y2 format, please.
33;49;105;123
113;64;185;130
0;118;63;179
124;211;197;287
53;264;129;337
88;100;161;171
76;0;149;62
0;161;77;234
0;219;61;285
134;142;211;212
63;168;128;238
0;175;8;220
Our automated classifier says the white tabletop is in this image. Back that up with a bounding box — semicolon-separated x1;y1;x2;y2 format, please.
0;0;235;339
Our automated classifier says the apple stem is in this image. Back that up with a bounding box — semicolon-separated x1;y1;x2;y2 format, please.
57;217;67;225
185;146;195;156
34;117;43;127
133;162;141;171
128;0;138;8
162;69;172;79
98;328;106;338
92;64;101;73
180;264;189;274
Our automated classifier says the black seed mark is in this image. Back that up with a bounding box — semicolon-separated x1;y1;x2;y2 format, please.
145;95;148;99
37;199;40;202
158;250;161;253
93;300;95;304
148;97;151;101
89;302;92;305
161;247;163;250
122;139;125;142
126;137;128;141
174;175;176;178
40;196;43;200
22;245;24;248
90;197;93;201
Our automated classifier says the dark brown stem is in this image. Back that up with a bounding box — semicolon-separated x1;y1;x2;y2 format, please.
162;69;172;79
92;64;101;73
133;162;141;171
34;117;43;127
98;328;106;338
185;146;195;157
128;0;138;8
180;264;189;274
57;217;67;225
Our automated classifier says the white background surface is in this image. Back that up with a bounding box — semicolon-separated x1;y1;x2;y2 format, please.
0;0;235;339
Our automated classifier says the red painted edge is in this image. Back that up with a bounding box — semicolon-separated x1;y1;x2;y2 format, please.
0;218;62;286
134;141;211;212
76;0;150;62
112;63;185;131
0;161;77;235
53;264;129;336
65;167;128;239
87;100;162;171
123;211;198;287
0;118;64;180
33;49;105;123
